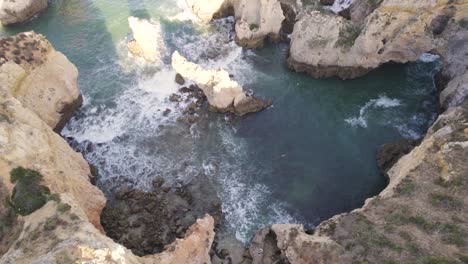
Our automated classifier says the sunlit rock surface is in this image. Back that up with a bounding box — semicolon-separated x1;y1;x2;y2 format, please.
127;16;165;63
0;0;48;26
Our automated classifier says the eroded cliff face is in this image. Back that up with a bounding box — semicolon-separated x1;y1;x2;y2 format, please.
187;0;299;48
0;32;82;132
288;0;467;79
0;0;48;26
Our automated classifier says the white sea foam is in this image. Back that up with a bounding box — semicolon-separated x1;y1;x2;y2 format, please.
331;0;355;14
418;53;440;63
345;95;402;128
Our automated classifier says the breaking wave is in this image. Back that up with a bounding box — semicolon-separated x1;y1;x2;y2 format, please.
345;95;402;128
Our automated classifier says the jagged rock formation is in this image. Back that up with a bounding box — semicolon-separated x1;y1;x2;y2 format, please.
171;51;271;115
187;0;298;48
288;0;467;79
0;194;215;264
127;16;165;63
101;174;222;256
0;32;82;132
0;0;48;26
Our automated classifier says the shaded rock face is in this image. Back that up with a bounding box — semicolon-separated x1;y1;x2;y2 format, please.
0;179;23;256
0;32;82;132
376;139;420;174
0;193;216;264
172;51;271;115
101;174;222;256
0;0;48;26
288;0;466;79
127;17;165;63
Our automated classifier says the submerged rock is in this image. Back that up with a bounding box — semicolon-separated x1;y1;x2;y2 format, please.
101;173;222;256
127;16;164;62
0;0;48;26
171;51;271;115
0;32;82;132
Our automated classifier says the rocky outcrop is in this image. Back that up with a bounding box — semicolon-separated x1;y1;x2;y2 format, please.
0;0;48;26
187;0;298;48
0;32;82;132
249;99;468;263
127;17;165;63
0;194;215;264
0;34;104;231
288;0;467;79
101;174;222;256
171;51;271;115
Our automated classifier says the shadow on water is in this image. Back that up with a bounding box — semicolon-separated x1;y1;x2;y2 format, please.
127;0;151;19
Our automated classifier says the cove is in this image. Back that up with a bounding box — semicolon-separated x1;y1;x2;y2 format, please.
0;0;439;245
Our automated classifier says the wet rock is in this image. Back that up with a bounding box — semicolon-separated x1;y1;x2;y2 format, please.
101;173;222;256
162;108;171;116
175;73;185;85
377;139;420;174
169;93;181;102
320;0;335;5
234;96;272;116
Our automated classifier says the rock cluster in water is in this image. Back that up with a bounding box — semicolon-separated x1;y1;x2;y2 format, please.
172;51;272;115
0;0;48;25
101;174;222;256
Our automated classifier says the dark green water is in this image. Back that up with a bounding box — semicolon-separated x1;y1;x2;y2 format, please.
0;0;439;243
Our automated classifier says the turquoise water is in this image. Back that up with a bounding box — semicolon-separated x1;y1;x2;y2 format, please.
1;0;439;243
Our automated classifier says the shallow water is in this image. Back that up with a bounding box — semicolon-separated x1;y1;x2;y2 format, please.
1;0;439;243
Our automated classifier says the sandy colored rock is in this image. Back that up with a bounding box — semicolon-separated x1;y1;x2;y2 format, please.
0;32;82;132
172;51;270;115
127;17;165;63
0;0;48;26
289;0;467;79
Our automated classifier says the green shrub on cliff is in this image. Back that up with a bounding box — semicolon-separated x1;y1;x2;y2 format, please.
8;167;51;216
336;23;362;48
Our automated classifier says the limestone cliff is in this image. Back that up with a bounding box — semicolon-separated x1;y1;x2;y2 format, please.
0;32;82;132
0;0;48;26
288;0;468;79
127;17;165;63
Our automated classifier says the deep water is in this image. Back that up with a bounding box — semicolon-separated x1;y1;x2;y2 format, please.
0;0;440;244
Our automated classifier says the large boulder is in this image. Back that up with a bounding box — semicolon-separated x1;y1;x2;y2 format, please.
0;32;82;132
0;193;215;264
0;32;104;230
171;51;271;115
288;0;466;79
0;0;48;26
127;16;165;63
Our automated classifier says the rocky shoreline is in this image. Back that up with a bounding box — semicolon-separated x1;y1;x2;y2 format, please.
1;0;467;263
